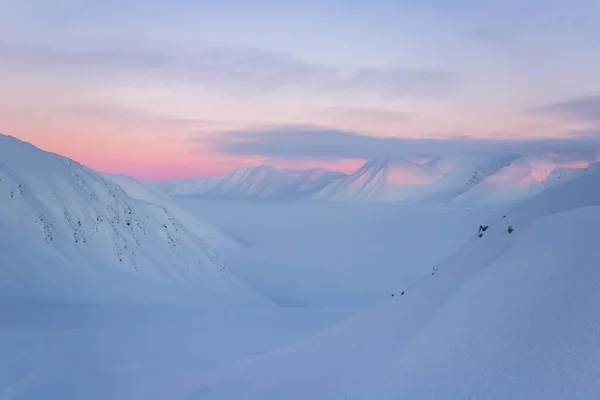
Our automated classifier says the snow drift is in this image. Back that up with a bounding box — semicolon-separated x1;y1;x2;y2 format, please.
0;134;266;305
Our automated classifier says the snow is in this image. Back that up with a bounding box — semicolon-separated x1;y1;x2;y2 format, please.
453;155;551;207
0;135;496;399
179;199;495;309
3;132;600;399
102;173;240;248
0;134;264;305
508;169;600;224
543;161;600;189
133;166;600;400
415;154;519;202
313;158;389;202
163;165;345;200
158;155;597;206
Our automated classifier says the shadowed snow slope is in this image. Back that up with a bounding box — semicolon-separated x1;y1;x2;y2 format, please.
152;171;600;399
0;134;266;305
164;165;345;200
158;155;596;206
544;161;600;189
507;168;600;224
313;158;389;202
452;155;551;207
415;154;518;202
102;173;241;248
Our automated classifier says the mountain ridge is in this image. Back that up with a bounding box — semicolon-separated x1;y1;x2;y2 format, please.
153;154;598;205
160;154;600;399
0;134;267;305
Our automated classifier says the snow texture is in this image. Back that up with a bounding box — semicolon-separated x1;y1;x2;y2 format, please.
133;167;600;399
313;158;389;202
102;173;241;248
543;161;600;189
163;165;345;200
452;155;552;207
159;154;585;206
3;133;600;399
0;134;265;305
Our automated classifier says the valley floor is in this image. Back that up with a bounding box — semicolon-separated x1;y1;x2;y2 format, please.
182;199;501;310
0;201;500;400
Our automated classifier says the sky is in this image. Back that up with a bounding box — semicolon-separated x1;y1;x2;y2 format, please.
1;0;599;180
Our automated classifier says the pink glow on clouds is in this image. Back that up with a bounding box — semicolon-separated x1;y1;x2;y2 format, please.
6;127;235;180
7;126;370;181
6;120;600;183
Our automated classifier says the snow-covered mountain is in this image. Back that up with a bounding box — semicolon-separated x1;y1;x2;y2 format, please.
102;173;241;248
414;154;519;202
163;165;345;200
453;155;554;207
543;161;600;189
309;156;517;203
312;158;389;202
157;155;598;206
0;134;266;305
165;159;600;399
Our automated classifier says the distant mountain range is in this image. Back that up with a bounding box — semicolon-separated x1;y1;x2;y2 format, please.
187;146;600;400
161;165;345;200
157;154;599;205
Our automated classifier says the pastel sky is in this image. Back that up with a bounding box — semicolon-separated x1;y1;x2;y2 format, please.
1;0;599;180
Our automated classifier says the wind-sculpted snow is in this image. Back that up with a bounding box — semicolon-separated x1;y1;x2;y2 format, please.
0;134;266;305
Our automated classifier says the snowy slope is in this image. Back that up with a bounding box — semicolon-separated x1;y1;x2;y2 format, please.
164;165;345;200
544;161;600;189
414;154;518;202
102;173;241;248
313;158;389;202
507;168;600;225
151;170;600;399
159;156;595;206
0;134;266;305
453;155;552;207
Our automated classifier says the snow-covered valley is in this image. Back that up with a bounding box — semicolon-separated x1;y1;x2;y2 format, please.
1;189;494;399
179;199;498;310
2;134;600;399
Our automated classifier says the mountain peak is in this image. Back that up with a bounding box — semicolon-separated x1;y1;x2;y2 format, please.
312;158;388;202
